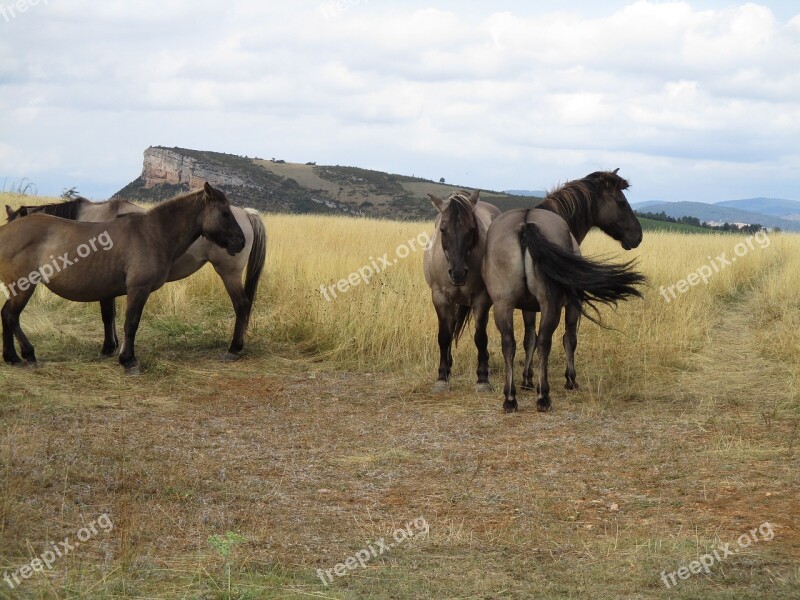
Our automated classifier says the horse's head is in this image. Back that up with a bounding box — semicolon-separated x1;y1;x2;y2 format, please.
428;190;480;286
5;205;30;222
200;183;246;256
589;169;642;250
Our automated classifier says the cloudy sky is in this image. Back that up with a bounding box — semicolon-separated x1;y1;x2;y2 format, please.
1;0;798;203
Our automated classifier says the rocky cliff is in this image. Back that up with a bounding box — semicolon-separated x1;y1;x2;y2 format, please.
140;147;250;190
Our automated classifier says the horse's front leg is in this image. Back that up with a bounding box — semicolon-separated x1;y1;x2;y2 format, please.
119;287;151;375
521;310;537;389
99;298;119;357
535;298;561;412
432;292;455;392
493;301;517;412
472;295;492;392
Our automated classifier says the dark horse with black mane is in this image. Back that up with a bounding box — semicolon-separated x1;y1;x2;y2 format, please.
517;168;645;392
6;192;266;360
0;183;246;374
484;170;646;413
423;190;502;392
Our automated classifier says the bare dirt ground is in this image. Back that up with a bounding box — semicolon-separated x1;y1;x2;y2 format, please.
2;349;798;598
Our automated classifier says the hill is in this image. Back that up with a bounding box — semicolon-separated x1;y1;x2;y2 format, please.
715;197;800;220
113;146;539;220
504;189;546;197
630;200;800;232
636;217;711;234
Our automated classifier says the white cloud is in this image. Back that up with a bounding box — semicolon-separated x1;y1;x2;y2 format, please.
0;0;798;202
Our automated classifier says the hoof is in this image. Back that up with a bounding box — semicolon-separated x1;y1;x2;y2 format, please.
432;380;451;393
25;361;40;369
124;364;142;376
475;382;493;393
221;352;241;362
565;380;579;391
521;382;535;391
536;397;552;412
503;399;518;413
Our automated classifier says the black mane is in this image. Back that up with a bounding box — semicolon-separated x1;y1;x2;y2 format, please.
26;197;87;221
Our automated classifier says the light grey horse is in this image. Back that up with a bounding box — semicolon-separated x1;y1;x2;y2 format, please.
6;192;267;360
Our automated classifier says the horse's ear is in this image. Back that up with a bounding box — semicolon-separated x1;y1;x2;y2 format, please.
468;190;480;206
203;182;214;199
428;193;445;212
612;168;620;175
5;205;13;220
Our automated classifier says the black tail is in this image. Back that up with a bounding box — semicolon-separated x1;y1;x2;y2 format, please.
452;304;472;346
520;223;645;324
244;210;267;305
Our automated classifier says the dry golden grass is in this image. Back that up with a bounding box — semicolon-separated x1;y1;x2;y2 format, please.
0;192;798;599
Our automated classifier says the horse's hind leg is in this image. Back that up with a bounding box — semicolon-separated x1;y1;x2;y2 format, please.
535;298;561;412
118;287;150;375
521;310;537;390
472;296;491;391
563;302;581;390
100;298;119;357
433;292;455;392
2;286;37;366
214;265;251;361
493;301;517;412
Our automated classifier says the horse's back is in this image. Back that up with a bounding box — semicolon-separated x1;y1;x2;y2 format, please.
526;209;579;252
475;201;501;226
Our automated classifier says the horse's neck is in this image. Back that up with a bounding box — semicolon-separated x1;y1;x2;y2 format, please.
148;193;205;260
569;220;593;245
542;200;594;244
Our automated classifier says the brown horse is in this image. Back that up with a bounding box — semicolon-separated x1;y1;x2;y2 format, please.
520;169;643;390
483;170;645;412
5;194;266;360
423;190;501;392
0;183;246;374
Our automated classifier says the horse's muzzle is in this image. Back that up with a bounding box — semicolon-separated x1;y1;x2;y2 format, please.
448;269;468;287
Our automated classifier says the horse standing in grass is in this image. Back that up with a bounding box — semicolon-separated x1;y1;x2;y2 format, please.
519;169;644;391
0;183;246;374
423;190;502;392
483;170;645;412
6;191;266;360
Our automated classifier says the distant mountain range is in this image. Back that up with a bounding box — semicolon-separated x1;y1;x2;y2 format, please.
632;198;800;232
112;147;797;229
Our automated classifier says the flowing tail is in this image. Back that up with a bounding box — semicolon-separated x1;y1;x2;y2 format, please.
520;222;645;324
244;209;267;305
452;304;472;346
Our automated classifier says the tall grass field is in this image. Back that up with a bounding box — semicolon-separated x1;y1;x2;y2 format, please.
1;192;798;599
